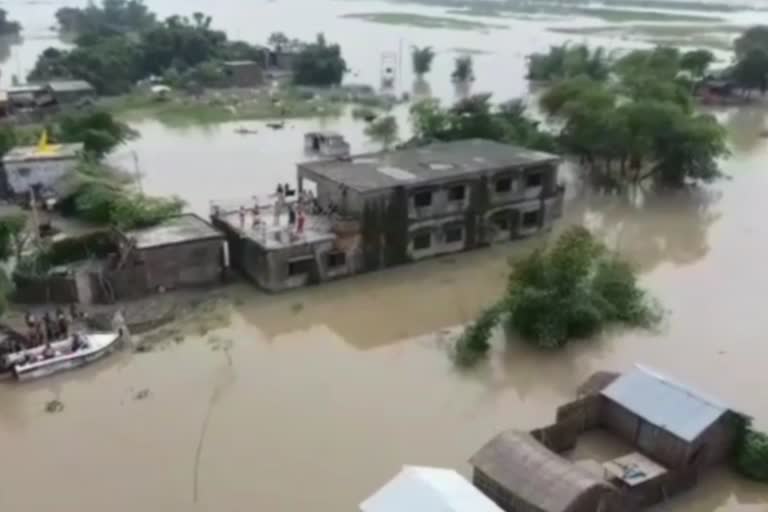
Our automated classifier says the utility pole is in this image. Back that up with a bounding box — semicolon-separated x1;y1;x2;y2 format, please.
132;150;144;195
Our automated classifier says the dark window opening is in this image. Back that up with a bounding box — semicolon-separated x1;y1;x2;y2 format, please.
444;226;463;243
492;212;510;231
448;185;466;201
412;232;431;250
288;258;314;276
495;177;512;193
522;210;540;228
18;167;31;177
526;173;543;188
326;251;346;268
413;190;433;208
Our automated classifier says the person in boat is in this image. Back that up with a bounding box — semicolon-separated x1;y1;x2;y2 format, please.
71;332;87;351
57;308;69;340
42;342;55;359
43;311;56;341
24;311;36;329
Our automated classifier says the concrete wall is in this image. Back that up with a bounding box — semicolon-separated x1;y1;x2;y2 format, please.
13;272;79;304
299;169;367;215
4;156;78;195
686;414;739;470
139;238;224;291
406;215;466;261
224;63;264;87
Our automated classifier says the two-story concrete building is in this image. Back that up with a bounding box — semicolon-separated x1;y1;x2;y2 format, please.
212;139;564;292
2;142;83;198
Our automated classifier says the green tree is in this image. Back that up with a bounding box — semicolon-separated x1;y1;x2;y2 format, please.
365;115;398;150
292;34;346;86
268;31;289;48
733;48;768;94
451;56;474;82
736;428;768;482
0;214;30;261
411;46;435;76
0;126;17;159
735;25;768;59
0;8;21;36
527;44;609;82
55;0;156;36
680;49;715;78
56;110;134;158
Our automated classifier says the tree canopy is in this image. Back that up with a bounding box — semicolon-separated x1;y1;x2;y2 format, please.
365;115;398;149
0;8;21;35
527;44;610;82
412;46;435;76
454;227;660;364
452;56;474;82
55;110;134;158
291;34;346;87
410;94;557;152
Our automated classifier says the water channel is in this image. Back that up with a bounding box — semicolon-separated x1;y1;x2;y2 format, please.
1;0;768;510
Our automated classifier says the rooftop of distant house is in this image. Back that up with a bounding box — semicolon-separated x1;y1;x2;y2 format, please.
3;143;84;163
6;83;45;94
600;364;737;442
46;80;95;93
298;139;560;193
124;214;222;250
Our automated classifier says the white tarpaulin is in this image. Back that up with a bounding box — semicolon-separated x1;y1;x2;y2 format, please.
360;466;504;512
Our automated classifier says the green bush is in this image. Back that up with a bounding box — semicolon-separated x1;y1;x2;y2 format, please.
454;304;503;367
736;429;768;482
47;231;116;266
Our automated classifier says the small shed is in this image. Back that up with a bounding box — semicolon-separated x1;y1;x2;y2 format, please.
223;61;264;87
2;142;83;197
47;80;96;104
361;465;504;512
304;131;351;158
117;214;226;293
599;365;743;470
6;83;50;109
470;430;624;512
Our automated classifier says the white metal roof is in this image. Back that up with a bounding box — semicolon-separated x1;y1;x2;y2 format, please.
601;365;729;442
360;466;504;512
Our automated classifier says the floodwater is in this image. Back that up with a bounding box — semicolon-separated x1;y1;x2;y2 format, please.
2;0;768;511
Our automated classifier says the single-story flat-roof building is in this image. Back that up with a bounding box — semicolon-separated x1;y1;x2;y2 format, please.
47;80;95;104
361;465;504;512
222;61;264;87
2;142;83;197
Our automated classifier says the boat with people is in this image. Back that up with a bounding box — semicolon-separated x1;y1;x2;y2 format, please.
2;331;122;381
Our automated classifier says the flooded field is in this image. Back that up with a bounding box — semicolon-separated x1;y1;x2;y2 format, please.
2;0;768;510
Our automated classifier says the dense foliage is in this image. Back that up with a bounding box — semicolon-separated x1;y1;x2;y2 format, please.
451;56;474;82
453;227;659;363
735;428;768;482
453;304;502;367
527;44;610;82
410;94;557;152
0;214;29;262
0;8;21;35
412;46;435;76
291;34;346;86
55;110;134;158
33;1;345;93
540;55;728;186
365;115;398;149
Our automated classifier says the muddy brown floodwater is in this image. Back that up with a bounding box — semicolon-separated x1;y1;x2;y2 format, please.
3;0;768;510
1;106;768;511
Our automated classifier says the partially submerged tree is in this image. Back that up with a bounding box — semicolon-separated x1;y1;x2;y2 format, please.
451;55;474;82
365;115;398;150
0;8;21;36
411;46;435;76
680;49;715;79
454;227;660;364
735;426;768;482
56;110;134;159
0;214;30;262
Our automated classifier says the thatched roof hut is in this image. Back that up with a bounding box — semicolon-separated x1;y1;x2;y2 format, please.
470;430;624;512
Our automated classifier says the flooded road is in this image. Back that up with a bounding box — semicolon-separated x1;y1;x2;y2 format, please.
2;0;768;510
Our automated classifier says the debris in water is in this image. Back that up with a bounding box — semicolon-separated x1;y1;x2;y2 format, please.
173;333;185;343
135;342;152;353
45;400;64;413
134;389;150;400
291;302;304;314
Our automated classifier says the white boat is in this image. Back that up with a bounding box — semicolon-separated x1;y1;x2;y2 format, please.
7;332;122;381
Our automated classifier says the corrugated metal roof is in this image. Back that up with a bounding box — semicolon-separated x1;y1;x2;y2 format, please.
601;365;729;442
360;466;504;512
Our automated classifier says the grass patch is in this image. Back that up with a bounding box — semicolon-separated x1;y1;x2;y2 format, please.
377;0;756;13
105;90;342;126
342;12;506;30
572;7;721;22
448;4;721;22
550;23;744;51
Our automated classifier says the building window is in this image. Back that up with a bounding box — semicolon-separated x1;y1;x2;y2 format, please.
413;190;433;208
526;173;543;188
288;258;313;276
522;210;540;228
412;232;431;250
444;225;463;243
326;251;346;269
495;177;512;193
448;185;466;201
17;167;31;177
492;211;510;231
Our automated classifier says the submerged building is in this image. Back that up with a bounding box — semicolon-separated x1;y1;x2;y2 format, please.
212;139;564;292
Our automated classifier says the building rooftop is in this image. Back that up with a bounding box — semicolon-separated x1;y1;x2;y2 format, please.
223;60;259;67
360;466;504;512
299;139;560;193
7;83;45;94
47;80;94;93
600;365;730;442
3;143;84;163
125;214;222;250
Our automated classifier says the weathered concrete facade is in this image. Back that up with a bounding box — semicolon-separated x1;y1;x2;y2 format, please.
216;139;564;292
2;143;83;196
